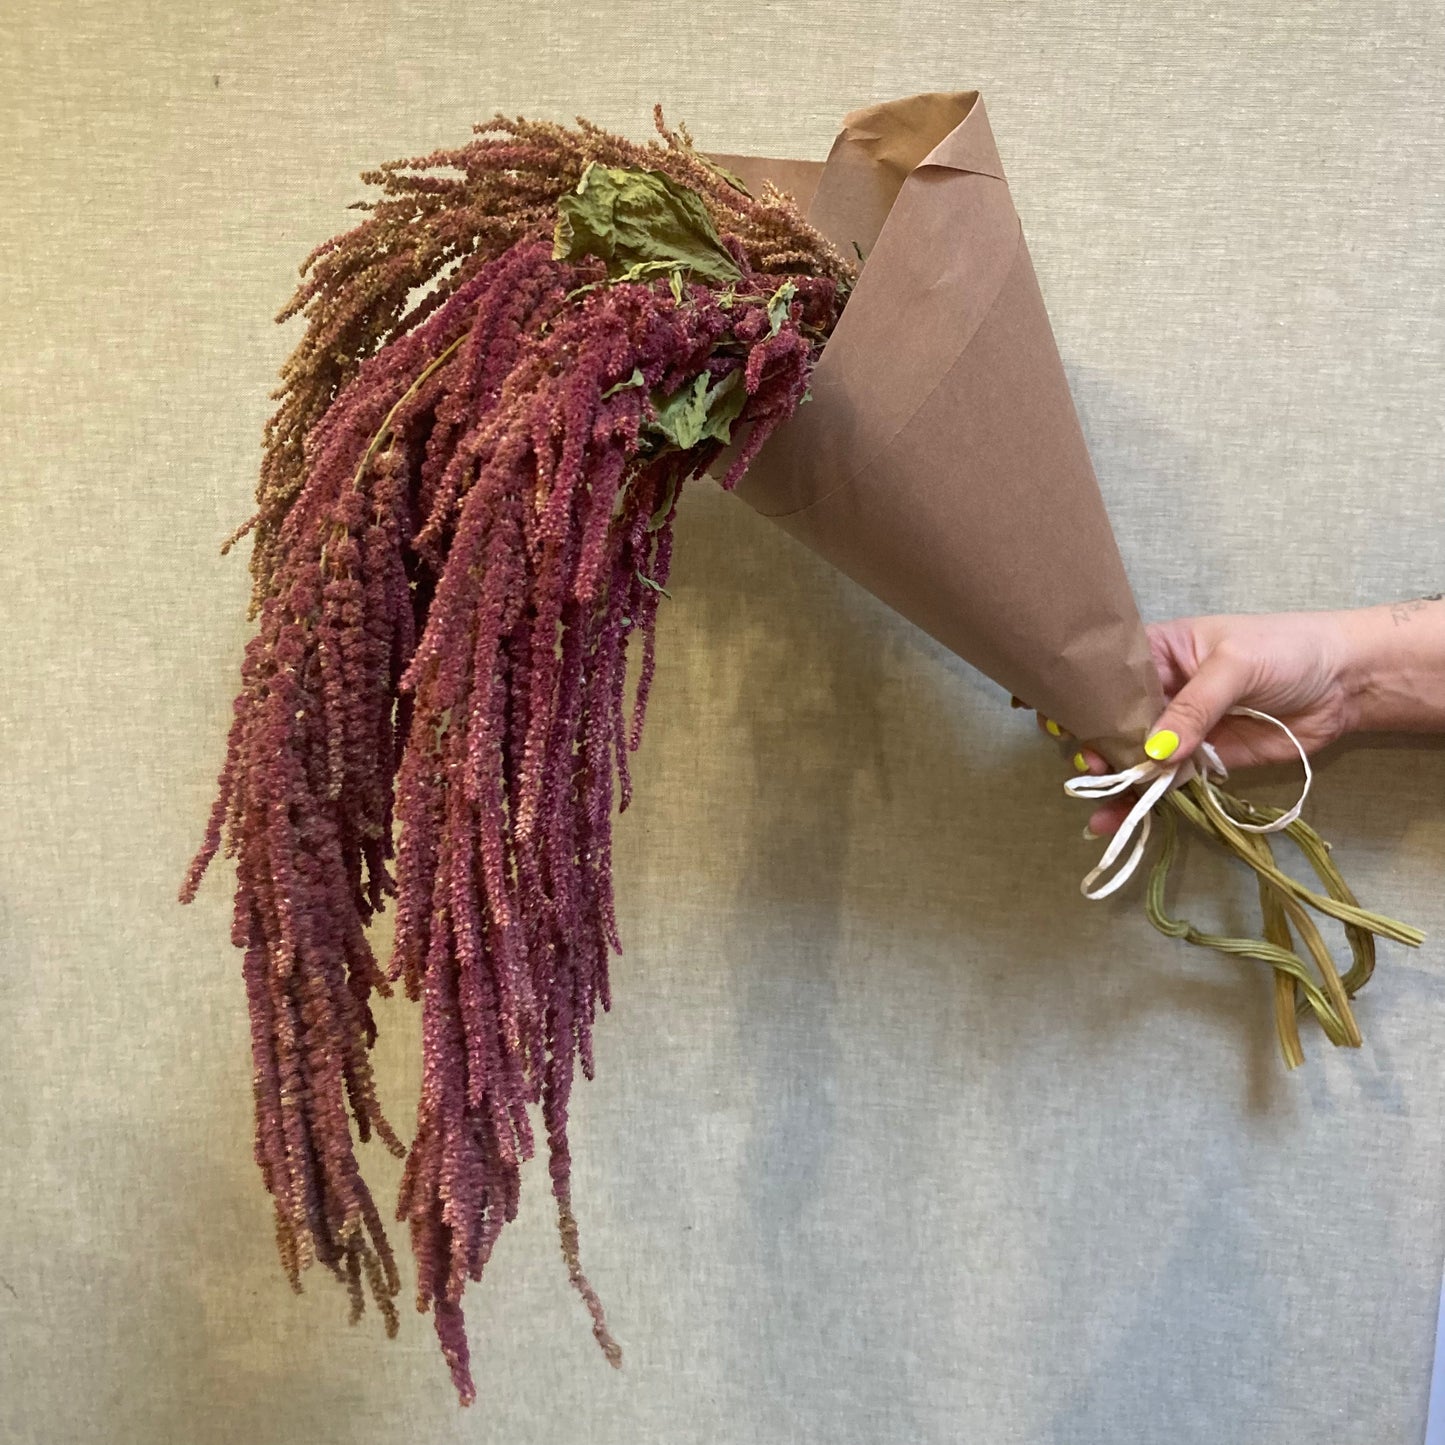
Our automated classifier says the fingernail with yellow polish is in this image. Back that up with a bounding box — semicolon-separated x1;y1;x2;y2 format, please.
1045;718;1063;738
1144;729;1180;761
1083;826;1101;841
1073;752;1089;773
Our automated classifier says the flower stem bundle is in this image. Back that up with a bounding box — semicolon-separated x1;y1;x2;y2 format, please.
1149;782;1422;1069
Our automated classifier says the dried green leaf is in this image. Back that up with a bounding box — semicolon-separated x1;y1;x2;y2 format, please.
647;472;679;532
554;164;743;285
602;367;646;399
647;368;747;452
697;155;752;195
613;259;682;285
766;280;797;336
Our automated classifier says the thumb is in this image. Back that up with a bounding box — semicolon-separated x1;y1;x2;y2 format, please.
1143;646;1252;762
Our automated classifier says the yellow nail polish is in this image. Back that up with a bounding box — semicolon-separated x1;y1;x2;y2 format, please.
1083;826;1101;841
1073;752;1088;772
1144;729;1180;762
1045;718;1063;738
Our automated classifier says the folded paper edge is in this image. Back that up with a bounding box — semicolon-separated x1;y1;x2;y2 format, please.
728;91;1021;519
833;91;1005;184
747;219;1026;524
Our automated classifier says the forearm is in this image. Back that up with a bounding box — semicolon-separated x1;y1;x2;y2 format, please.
1338;596;1445;734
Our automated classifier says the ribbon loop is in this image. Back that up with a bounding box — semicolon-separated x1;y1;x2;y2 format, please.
1063;708;1312;899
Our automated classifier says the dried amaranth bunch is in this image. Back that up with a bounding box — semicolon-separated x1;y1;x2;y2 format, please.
182;107;852;1403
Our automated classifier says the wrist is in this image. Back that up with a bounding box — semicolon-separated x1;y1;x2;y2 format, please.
1334;608;1387;734
1335;599;1445;734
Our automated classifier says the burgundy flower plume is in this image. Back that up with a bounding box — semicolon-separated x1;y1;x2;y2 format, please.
181;109;851;1403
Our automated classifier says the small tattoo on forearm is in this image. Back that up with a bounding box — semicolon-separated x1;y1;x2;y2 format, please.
1391;594;1443;625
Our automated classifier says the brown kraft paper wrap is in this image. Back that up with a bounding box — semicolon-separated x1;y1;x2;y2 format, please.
717;91;1424;1071
713;91;1162;767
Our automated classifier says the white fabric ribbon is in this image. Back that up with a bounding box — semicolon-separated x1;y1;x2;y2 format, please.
1062;706;1313;900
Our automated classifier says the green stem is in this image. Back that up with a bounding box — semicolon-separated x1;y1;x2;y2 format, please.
1257;869;1304;1068
1144;807;1352;1051
351;331;468;493
1187;779;1423;947
1143;778;1423;1066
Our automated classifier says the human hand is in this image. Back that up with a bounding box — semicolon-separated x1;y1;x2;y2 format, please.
1036;610;1360;836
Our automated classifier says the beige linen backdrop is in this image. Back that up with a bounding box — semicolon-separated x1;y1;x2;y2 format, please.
4;4;1445;1443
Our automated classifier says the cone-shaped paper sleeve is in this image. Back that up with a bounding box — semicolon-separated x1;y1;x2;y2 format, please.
713;92;1163;766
